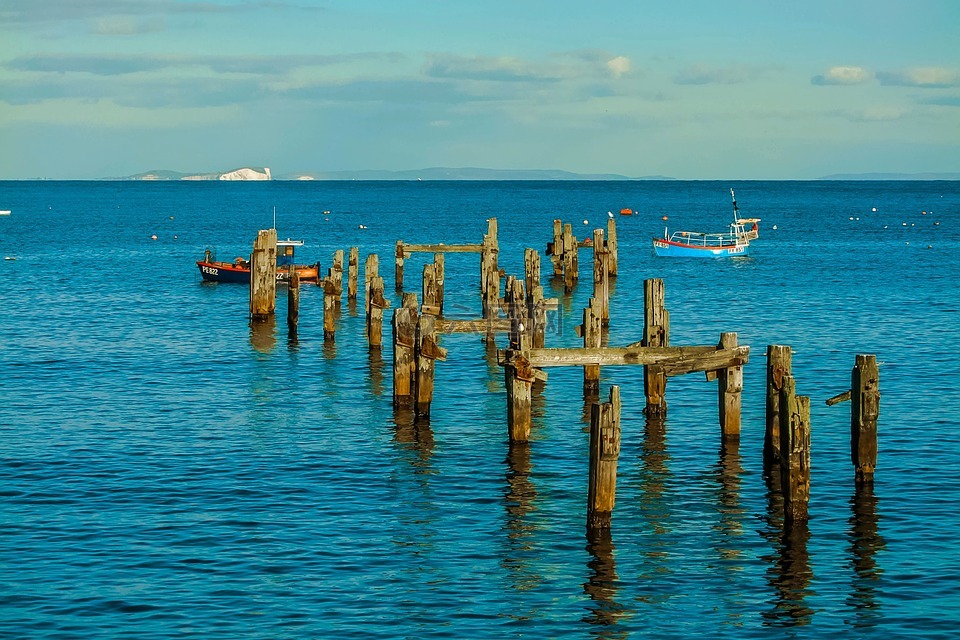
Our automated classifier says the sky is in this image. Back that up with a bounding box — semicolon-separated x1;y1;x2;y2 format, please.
1;0;959;180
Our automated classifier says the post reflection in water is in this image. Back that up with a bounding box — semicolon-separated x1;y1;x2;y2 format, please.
583;527;629;637
500;443;542;593
389;406;438;589
847;482;885;630
249;316;277;354
634;416;672;602
712;440;746;580
762;457;814;630
392;407;434;469
367;348;384;396
765;522;814;626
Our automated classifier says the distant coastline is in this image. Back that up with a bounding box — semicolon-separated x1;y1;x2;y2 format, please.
8;167;960;181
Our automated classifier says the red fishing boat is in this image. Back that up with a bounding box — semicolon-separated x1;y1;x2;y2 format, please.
197;238;320;283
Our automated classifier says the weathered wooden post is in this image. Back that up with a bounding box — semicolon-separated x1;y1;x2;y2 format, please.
851;354;880;483
606;218;618;278
779;375;811;524
765;345;793;468
368;275;387;349
421;263;440;316
249;228;278;322
642;278;669;417
395;240;405;292
505;354;535;444
580;297;602;392
563;223;577;292
286;269;300;334
504;276;530;350
332;249;344;303
392;303;418;409
434;253;445;315
588;386;621;531
322;272;337;341
348;246;359;300
531;285;546;349
592;228;609;327
550;219;563;277
364;253;379;314
414;314;448;420
717;332;743;441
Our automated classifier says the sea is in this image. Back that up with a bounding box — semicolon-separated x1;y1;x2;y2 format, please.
0;179;958;638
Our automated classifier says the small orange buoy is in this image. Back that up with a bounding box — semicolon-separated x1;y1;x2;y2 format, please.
661;215;668;221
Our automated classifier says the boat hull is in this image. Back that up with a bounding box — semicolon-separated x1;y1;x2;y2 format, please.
197;261;320;283
652;238;749;257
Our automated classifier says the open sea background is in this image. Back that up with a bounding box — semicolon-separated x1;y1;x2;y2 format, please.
1;179;958;638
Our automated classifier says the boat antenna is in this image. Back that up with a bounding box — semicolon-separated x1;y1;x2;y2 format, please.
730;188;740;220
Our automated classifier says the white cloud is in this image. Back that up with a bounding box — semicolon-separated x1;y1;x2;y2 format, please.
877;67;960;88
606;56;630;78
811;66;872;86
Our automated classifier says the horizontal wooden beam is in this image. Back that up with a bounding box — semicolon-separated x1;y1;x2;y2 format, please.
498;345;750;375
825;389;852;406
402;243;483;255
436;318;511;333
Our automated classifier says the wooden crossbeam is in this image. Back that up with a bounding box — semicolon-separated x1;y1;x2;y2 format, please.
435;318;511;333
498;345;749;376
401;243;483;255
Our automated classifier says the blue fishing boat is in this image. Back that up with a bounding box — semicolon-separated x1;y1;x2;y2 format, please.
652;189;760;257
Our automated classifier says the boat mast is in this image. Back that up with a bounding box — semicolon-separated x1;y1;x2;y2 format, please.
730;188;740;222
273;206;277;230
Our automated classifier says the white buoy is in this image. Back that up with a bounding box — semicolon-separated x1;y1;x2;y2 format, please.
772;224;778;230
872;207;877;212
583;219;588;225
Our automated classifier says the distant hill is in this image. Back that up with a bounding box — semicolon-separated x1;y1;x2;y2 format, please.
819;172;960;180
282;167;672;181
117;167;270;181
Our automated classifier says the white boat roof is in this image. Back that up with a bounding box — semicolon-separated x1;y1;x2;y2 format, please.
736;218;761;224
278;239;304;247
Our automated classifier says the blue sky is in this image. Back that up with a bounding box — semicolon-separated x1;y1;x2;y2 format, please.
1;0;958;179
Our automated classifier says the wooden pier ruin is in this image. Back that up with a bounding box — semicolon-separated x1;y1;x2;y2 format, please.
234;218;882;534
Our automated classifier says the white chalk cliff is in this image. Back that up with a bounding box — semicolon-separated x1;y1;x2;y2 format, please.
218;167;272;181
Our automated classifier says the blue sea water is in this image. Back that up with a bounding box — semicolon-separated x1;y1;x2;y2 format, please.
0;180;958;638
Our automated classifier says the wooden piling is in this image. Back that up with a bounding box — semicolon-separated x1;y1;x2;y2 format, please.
717;332;743;441
348;246;359;300
606;218;618;278
421;263;440;317
779;375;811;524
588;386;621;531
364;253;379;314
322;273;337;341
434;253;445;315
851;354;880;483
581;297;602;391
286;269;300;333
642;278;669;417
505;276;529;350
531;285;546;349
249;228;278;321
395;240;405;292
563;223;578;292
414;314;448;420
332;249;344;301
368;275;387;349
550;219;563;277
392;305;417;409
505;354;535;443
592;228;609;327
765;345;793;468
